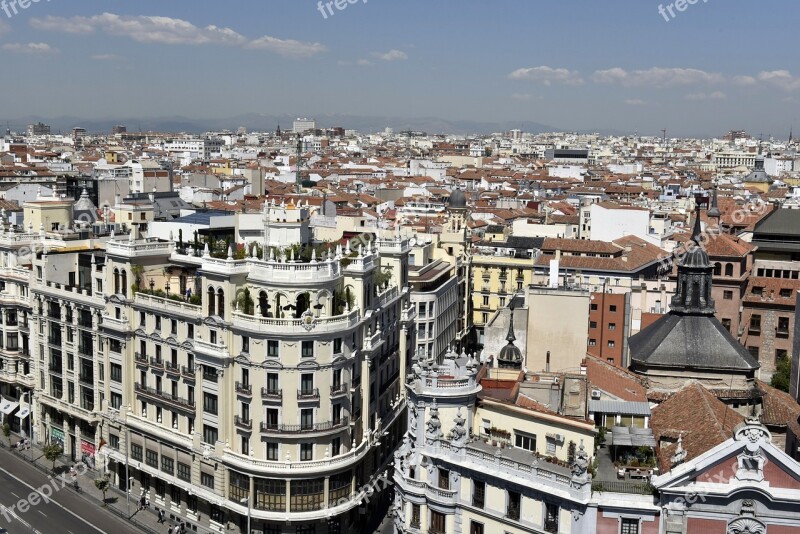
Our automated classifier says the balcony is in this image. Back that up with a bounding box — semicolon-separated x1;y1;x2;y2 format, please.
246;257;342;285
297;388;320;402
235;382;252;396
330;383;349;397
231;307;360;336
259;416;349;435
134;383;195;411
234;416;252;429
149;358;165;369
181;365;196;378
133;292;202;318
101;314;130;332
165;361;180;375
134;352;148;366
261;387;282;401
106;238;173;259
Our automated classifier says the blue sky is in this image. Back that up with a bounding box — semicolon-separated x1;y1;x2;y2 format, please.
0;0;797;136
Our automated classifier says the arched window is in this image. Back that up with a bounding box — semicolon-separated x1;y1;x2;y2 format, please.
725;263;734;277
207;286;216;316
259;292;270;318
296;293;310;318
114;268;120;294
714;263;722;276
217;288;225;318
120;270;128;297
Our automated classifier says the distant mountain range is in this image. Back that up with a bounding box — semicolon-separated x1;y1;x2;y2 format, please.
3;113;631;137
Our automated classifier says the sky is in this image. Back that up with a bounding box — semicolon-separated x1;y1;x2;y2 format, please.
0;0;798;137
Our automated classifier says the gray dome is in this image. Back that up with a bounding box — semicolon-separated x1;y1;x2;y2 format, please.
497;311;522;369
448;188;467;210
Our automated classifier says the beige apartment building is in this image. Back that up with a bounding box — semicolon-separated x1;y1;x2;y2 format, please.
0;200;417;534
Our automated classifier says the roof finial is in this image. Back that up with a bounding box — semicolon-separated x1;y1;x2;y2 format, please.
506;310;516;343
691;205;703;245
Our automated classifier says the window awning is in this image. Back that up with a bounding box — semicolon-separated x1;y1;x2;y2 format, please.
0;398;18;415
15;406;30;420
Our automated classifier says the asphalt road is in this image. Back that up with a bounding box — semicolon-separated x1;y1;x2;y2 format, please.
0;448;143;534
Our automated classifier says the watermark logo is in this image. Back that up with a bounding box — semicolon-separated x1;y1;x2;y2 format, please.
1;0;51;20
658;0;709;22
317;0;368;20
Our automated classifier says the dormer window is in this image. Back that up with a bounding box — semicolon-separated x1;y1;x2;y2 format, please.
751;287;764;296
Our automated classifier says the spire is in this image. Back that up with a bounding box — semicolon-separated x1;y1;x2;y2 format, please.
506;311;516;343
708;187;721;220
691;208;703;245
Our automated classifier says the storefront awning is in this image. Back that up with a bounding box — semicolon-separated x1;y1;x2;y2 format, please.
0;398;19;415
15;406;30;420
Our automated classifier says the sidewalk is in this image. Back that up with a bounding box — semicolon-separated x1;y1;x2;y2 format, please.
2;439;183;534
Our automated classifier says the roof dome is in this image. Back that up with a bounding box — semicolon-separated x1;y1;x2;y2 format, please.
448;188;467;210
497;311;523;369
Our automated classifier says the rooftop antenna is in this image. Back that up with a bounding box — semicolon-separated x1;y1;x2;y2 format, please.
661;129;667;146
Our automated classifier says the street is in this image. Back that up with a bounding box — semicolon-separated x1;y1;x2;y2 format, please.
0;447;143;534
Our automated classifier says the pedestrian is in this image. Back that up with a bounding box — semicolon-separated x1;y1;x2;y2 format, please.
158;509;164;523
139;494;146;511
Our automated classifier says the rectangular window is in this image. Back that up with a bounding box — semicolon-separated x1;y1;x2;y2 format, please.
300;408;313;430
472;480;485;509
266;340;279;358
200;472;215;489
750;314;761;333
171;320;177;336
110;392;122;410
515;432;536;452
110;363;122;382
109;434;119;450
723;290;733;300
588;339;597;346
145;449;158;468
203;393;218;415
608;323;616;331
507;491;521;520
161;456;174;475
301;340;314;358
748;346;759;359
545;503;559;533
300;443;313;461
131;444;143;461
621;518;639;534
546;437;557;455
778;316;790;334
177;462;191;482
470;521;484;534
333;338;343;354
411;504;421;528
589;321;597;329
266;442;279;461
241;336;250;353
203;425;218;445
430;511;446;534
722;318;732;332
438;469;449;490
776;349;788;364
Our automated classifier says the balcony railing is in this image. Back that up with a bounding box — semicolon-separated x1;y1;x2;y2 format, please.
134;383;195;410
330;383;349;397
149;358;165;369
165;361;180;374
134;352;148;365
260;416;349;434
297;388;320;401
234;416;252;429
261;387;282;400
235;382;252;396
181;365;196;377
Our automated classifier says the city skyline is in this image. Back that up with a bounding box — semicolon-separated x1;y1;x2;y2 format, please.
0;1;798;137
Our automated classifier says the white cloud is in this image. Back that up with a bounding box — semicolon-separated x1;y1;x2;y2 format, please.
30;12;326;58
624;99;646;106
31;13;246;45
371;49;408;62
0;19;10;36
685;91;727;101
2;42;59;55
357;58;373;67
757;70;800;91
511;93;538;101
592;67;724;88
245;35;326;58
732;75;757;86
509;66;584;86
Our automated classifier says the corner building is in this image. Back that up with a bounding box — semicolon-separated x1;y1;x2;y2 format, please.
97;227;415;531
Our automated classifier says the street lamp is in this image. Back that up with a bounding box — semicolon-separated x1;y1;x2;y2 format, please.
127;476;134;517
20;390;32;461
240;496;251;534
